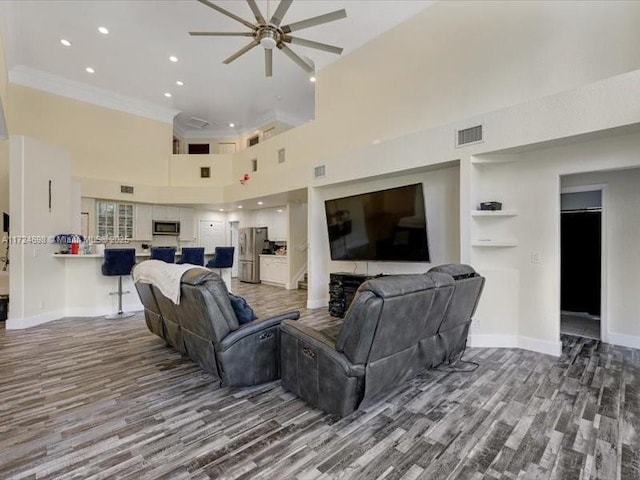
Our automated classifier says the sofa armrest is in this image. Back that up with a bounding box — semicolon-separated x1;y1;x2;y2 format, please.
280;320;364;377
220;310;300;352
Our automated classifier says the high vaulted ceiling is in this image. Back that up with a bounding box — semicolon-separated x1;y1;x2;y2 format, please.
0;0;433;137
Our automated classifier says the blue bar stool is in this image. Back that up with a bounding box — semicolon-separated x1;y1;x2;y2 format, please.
101;248;136;319
177;247;205;266
150;246;176;263
206;246;235;273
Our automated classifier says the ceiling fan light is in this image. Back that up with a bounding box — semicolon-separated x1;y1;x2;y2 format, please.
260;30;278;50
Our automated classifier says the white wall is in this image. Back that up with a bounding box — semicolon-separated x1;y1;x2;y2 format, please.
316;1;640;158
9;135;71;328
308;166;460;308
470;129;640;354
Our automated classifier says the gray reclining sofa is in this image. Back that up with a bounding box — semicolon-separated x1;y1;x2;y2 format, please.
280;264;484;416
135;268;300;386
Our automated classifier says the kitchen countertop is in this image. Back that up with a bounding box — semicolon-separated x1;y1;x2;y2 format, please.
53;251;215;258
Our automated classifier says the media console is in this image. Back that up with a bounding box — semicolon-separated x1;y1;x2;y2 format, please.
328;272;375;318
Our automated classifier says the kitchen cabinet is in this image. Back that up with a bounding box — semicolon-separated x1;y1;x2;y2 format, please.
269;208;287;241
152;205;179;221
259;255;288;286
254;209;269;228
134;204;153;240
252;206;288;241
179;207;195;241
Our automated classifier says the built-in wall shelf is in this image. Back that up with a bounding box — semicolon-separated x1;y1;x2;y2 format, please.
471;210;518;217
472;239;518;247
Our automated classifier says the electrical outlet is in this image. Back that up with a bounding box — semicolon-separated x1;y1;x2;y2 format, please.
531;252;541;264
473;317;481;331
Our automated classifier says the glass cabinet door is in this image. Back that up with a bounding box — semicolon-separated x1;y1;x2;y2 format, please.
117;204;134;239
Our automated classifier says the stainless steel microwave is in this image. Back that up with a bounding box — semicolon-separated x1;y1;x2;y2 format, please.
153;220;180;235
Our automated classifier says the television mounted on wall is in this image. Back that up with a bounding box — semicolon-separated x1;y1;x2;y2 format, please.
324;183;430;262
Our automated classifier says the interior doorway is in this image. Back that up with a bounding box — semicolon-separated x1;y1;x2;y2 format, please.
560;187;603;340
229;221;239;278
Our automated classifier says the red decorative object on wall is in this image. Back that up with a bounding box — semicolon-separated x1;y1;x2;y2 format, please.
240;173;250;185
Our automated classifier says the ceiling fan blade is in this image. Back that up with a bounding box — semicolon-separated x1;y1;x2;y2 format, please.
265;49;273;77
246;0;265;24
196;0;256;30
189;31;254;37
278;44;314;73
281;9;347;34
223;40;259;64
284;36;343;55
270;0;293;28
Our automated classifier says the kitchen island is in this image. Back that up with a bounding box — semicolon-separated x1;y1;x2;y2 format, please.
53;251;231;317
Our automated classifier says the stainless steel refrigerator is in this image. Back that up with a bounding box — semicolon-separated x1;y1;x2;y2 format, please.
238;227;268;283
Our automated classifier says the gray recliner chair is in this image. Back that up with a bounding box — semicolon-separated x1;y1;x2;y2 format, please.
135;268;300;386
280;264;484;416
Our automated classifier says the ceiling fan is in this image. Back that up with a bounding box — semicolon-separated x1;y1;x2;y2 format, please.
190;0;347;77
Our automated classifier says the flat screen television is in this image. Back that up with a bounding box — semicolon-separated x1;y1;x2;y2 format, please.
325;183;430;262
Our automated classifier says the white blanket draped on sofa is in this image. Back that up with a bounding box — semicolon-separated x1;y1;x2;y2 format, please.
133;260;209;305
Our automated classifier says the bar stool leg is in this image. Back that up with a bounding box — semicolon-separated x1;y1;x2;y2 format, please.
106;275;135;319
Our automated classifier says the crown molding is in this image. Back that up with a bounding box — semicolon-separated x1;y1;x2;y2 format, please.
179;109;308;139
9;66;180;125
173;122;187;137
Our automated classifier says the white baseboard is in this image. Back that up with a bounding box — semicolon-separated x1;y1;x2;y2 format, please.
307;298;329;309
518;335;562;357
469;334;561;357
469;334;518;349
6;301;144;328
6;309;65;329
608;332;640;350
64;304;143;318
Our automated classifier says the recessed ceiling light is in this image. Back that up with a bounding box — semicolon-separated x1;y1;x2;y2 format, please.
98;26;109;35
219;209;224;212
237;205;243;209
60;39;71;47
309;76;316;82
257;201;263;205
277;209;283;213
169;55;178;62
85;67;95;74
176;80;184;86
164;92;172;98
229;123;235;128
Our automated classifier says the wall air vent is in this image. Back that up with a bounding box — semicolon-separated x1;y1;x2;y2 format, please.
314;165;326;178
456;125;483;147
278;148;286;164
121;185;134;194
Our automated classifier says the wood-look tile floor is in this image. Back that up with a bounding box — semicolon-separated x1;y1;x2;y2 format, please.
1;280;639;479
